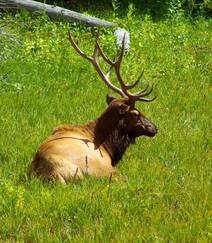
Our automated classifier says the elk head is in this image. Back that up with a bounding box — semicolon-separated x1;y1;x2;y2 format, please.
68;31;157;142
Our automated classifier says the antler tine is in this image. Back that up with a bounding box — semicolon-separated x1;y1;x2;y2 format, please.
105;65;113;79
118;69;145;91
139;95;157;102
113;33;131;93
68;31;127;98
96;37;115;66
132;83;154;98
113;35;153;99
113;36;156;103
68;32;92;61
113;35;146;94
115;33;126;69
96;32;150;98
124;70;144;89
93;30;101;60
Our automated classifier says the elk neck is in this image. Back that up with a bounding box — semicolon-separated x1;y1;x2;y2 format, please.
85;106;135;166
102;120;135;166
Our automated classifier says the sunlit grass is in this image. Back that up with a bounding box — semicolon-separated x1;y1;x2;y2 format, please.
0;12;211;242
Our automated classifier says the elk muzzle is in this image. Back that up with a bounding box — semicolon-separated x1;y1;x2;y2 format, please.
141;117;157;137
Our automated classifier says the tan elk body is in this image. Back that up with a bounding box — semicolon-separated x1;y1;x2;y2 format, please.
29;32;157;184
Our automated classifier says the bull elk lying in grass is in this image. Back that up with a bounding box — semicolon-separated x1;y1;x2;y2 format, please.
29;31;158;184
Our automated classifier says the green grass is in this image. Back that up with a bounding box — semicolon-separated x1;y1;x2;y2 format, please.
0;11;211;242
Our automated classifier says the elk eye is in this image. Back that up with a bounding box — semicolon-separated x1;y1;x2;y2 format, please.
130;110;139;116
119;104;130;114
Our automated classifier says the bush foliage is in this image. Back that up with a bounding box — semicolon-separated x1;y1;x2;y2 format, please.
41;0;212;18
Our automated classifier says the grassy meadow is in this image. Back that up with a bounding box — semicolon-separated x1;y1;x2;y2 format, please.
0;9;211;242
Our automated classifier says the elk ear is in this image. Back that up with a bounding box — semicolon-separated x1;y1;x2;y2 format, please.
106;94;116;105
118;103;130;114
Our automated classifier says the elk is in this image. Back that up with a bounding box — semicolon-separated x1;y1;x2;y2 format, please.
28;31;158;184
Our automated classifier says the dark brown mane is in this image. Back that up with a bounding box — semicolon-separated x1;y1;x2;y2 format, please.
89;103;135;165
91;101;125;148
103;119;135;166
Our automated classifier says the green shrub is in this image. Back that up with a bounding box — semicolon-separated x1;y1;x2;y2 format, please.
38;0;211;18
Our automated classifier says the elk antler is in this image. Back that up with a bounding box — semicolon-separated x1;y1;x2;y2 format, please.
68;31;156;107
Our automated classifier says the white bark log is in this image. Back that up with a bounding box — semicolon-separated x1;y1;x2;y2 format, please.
0;0;116;27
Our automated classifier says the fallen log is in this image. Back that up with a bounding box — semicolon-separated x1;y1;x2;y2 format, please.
0;0;116;27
